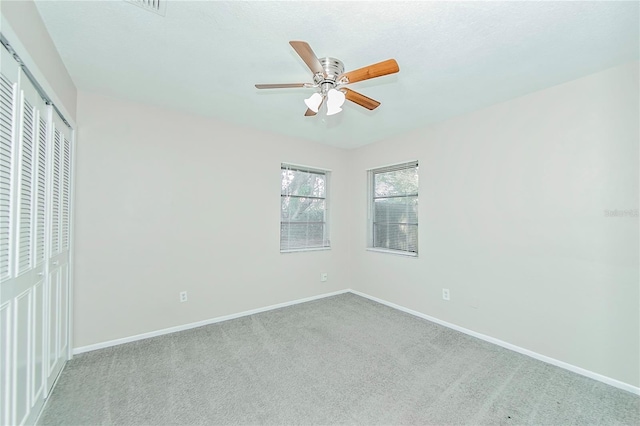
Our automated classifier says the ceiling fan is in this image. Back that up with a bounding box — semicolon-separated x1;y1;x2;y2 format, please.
255;41;399;116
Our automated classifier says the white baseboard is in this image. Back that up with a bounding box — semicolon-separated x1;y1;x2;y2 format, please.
73;289;350;355
349;289;640;396
73;287;639;396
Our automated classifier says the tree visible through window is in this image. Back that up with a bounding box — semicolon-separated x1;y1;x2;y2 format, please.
281;164;330;251
369;162;418;255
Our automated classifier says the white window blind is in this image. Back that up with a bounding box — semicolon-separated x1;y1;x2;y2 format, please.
280;164;330;252
369;161;418;255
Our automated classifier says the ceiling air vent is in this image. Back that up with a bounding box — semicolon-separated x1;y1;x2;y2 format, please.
125;0;166;16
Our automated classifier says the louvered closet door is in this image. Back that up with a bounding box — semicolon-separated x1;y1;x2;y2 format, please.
0;43;21;426
46;111;71;392
24;78;50;424
0;42;71;426
1;56;51;426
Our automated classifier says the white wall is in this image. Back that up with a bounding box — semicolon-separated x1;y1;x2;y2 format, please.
1;0;77;120
73;91;351;348
349;62;639;387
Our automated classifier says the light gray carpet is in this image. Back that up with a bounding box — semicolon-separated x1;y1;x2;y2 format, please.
39;293;639;425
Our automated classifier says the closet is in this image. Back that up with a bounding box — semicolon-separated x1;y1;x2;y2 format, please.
0;41;74;425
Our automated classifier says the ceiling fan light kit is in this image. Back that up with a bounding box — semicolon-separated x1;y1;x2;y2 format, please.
304;92;323;113
255;41;399;117
326;89;346;116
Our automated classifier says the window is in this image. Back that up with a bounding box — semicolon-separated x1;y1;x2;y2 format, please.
368;161;418;255
280;164;330;252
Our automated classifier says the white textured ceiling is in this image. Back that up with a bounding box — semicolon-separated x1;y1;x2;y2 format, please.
35;0;639;149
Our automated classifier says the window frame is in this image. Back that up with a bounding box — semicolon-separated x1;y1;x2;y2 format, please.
367;161;419;257
280;163;331;253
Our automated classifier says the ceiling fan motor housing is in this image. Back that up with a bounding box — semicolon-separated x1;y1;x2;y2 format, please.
314;57;344;94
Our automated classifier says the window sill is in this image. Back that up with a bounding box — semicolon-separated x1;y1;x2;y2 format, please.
366;248;418;258
281;247;331;254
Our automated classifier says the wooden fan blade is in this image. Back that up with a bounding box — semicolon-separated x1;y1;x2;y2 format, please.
341;59;399;84
289;41;324;76
343;88;381;110
255;83;307;89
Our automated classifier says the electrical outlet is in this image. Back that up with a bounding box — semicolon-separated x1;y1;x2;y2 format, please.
180;291;188;302
320;273;328;282
442;288;450;301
